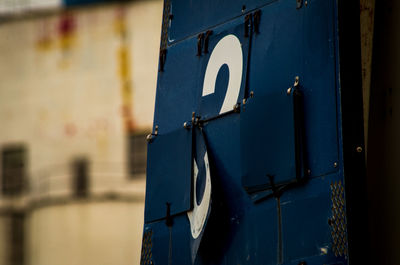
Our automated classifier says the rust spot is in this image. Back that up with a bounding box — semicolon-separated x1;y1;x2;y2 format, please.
65;123;77;137
58;12;77;51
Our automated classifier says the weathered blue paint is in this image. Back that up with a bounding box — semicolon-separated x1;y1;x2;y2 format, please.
145;128;193;222
142;0;353;264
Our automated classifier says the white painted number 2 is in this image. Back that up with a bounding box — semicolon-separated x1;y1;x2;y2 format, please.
187;34;244;239
202;34;243;114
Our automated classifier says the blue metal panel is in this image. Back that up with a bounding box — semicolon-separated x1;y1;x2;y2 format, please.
198;115;278;265
241;91;300;192
248;0;338;179
153;37;200;135
168;0;278;44
280;176;334;262
147;216;192;264
302;0;339;177
143;0;353;264
144;128;192;222
279;173;348;265
153;15;250;135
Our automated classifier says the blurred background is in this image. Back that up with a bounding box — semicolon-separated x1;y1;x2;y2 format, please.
0;0;162;264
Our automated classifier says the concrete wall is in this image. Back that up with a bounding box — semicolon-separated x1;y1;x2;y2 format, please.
26;201;145;265
0;0;162;195
0;216;10;265
0;1;163;264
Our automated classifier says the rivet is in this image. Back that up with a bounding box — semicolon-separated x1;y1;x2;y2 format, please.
154;125;159;135
183;122;191;129
334;162;338;168
250;91;254;98
287;87;292;95
356;146;363;153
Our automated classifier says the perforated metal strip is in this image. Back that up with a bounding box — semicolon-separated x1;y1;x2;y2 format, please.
329;181;349;258
140;230;153;265
160;0;171;51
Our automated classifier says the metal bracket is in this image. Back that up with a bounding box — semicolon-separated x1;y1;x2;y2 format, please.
287;76;300;95
296;0;303;9
204;30;213;54
197;33;204;56
244;14;251;37
146;125;159;143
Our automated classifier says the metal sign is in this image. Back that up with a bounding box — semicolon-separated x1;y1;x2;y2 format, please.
141;0;367;264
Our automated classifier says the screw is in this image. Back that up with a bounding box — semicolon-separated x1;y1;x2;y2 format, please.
146;134;153;142
294;76;300;87
356;146;363;153
233;103;241;113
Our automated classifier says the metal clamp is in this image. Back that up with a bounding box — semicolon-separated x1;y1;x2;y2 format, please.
296;0;303;9
287;76;300;95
